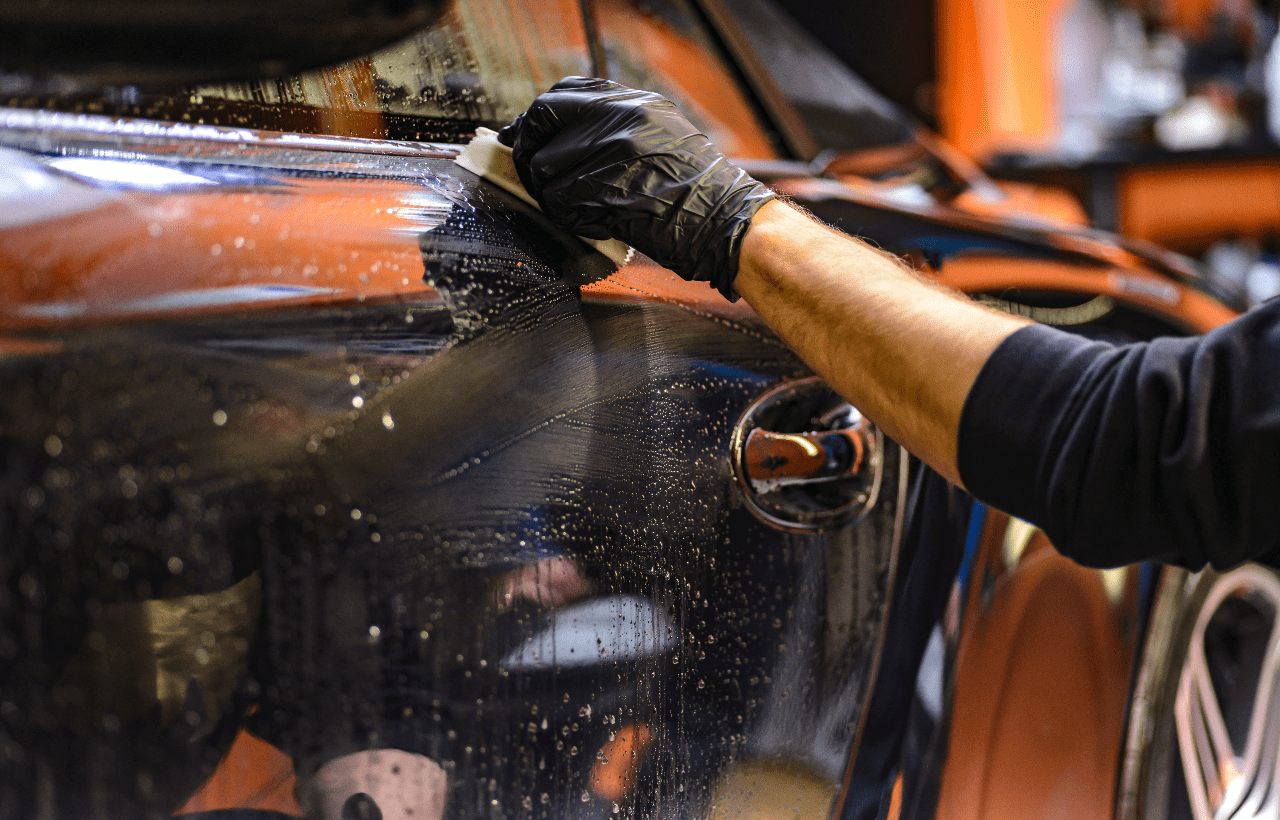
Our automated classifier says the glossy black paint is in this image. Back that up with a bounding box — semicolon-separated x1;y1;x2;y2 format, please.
0;133;904;818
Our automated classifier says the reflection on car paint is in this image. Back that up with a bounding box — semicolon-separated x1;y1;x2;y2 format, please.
0;133;475;329
500;596;679;671
0;147;119;229
18;286;343;319
47;157;219;191
931;509;1138;820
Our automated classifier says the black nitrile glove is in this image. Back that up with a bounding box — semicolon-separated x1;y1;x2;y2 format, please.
498;76;776;300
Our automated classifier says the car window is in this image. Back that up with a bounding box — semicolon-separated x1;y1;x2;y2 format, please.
593;0;781;159
13;0;593;142
6;0;781;154
189;0;593;139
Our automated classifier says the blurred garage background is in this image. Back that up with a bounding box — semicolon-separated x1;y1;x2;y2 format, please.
788;0;1280;307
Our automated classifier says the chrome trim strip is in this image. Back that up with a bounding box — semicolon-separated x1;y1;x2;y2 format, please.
0;107;459;158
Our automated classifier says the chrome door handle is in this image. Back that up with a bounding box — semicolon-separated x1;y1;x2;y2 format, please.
731;377;883;532
743;427;868;485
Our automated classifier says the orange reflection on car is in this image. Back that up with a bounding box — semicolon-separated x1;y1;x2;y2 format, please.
589;722;655;803
176;728;302;817
0;175;437;331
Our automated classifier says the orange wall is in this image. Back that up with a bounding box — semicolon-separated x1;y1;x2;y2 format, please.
937;0;1253;160
936;0;1072;160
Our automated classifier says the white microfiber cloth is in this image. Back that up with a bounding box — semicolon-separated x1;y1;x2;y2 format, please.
455;127;633;267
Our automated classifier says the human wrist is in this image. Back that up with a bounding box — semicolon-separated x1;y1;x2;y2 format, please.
735;199;814;299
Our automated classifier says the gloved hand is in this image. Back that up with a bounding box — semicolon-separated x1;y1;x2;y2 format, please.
498;76;776;300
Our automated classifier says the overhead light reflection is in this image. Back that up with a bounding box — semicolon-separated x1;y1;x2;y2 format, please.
47;157;215;191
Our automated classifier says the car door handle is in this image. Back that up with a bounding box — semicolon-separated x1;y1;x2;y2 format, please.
743;427;867;485
731;376;884;532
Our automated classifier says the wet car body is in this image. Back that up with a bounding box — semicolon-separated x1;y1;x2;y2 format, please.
0;105;907;817
0;1;1255;819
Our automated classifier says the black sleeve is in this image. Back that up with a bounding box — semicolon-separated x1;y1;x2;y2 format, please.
957;298;1280;570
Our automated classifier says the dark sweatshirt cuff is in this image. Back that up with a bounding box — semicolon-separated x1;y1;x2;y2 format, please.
957;323;1102;530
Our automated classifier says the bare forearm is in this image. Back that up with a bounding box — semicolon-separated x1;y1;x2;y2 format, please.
733;199;1030;487
498;80;1028;485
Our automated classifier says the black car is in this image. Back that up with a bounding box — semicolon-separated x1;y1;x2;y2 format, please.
0;1;1251;819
